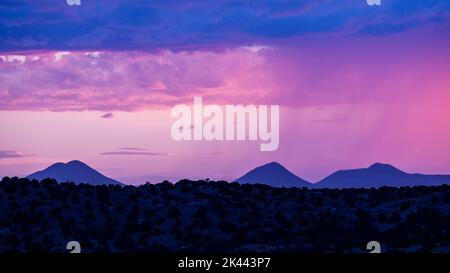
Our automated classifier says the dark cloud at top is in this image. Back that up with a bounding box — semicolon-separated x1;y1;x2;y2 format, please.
1;0;449;52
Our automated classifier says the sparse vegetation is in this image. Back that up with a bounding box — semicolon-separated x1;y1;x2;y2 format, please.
0;176;449;253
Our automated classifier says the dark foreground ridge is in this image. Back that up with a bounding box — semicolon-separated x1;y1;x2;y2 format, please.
1;176;449;253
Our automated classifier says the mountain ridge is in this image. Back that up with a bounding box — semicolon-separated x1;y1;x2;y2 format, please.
235;161;313;188
316;162;450;188
26;160;122;185
22;160;450;188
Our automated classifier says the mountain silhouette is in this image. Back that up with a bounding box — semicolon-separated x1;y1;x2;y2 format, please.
27;160;122;185
235;161;312;188
317;162;450;188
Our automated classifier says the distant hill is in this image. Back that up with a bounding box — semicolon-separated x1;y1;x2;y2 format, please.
317;162;450;188
235;161;312;188
27;160;122;185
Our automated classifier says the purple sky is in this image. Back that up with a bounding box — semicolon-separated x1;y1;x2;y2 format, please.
1;1;450;184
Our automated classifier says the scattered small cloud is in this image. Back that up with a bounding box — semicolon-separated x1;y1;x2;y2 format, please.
101;112;114;119
0;55;26;63
100;151;169;156
309;118;351;123
54;51;70;61
147;81;168;91
0;150;25;158
85;51;102;58
241;45;272;53
118;147;148;151
206;151;228;156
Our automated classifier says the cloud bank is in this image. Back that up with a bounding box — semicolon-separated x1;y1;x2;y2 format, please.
1;0;449;52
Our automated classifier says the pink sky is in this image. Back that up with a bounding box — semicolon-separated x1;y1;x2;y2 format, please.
1;24;450;184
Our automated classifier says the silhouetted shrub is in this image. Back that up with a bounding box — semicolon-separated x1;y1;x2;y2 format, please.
388;211;401;224
192;206;208;219
400;200;412;211
115;203;126;214
378;212;388;224
218;220;238;233
167;206;181;219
